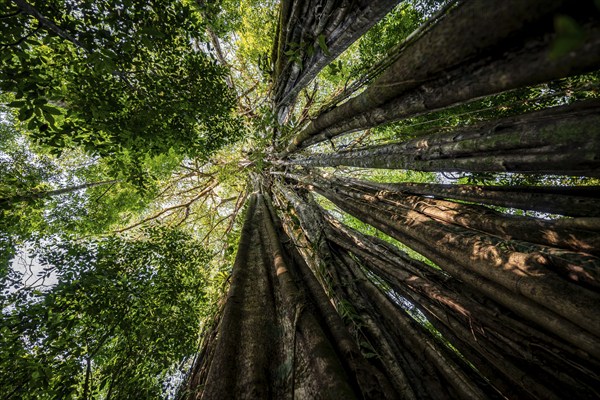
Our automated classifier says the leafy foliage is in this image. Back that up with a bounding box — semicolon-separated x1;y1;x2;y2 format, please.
0;0;239;172
0;228;210;399
353;3;422;76
0;103;160;270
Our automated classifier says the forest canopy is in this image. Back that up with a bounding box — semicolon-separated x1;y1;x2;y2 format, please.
1;0;600;399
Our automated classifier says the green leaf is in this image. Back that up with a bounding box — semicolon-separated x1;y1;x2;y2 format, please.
317;34;330;56
18;107;34;121
44;112;56;127
41;105;62;115
7;100;25;108
27;118;38;130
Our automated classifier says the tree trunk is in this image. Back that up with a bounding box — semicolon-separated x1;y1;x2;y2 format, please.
287;99;600;177
322;211;600;399
200;194;279;399
271;0;399;118
278;183;582;399
197;193;376;399
0;179;119;208
353;181;600;218
284;173;600;357
281;1;600;154
277;184;467;398
340;249;493;399
83;357;92;400
190;0;600;397
338;177;600;257
257;194;358;399
272;182;400;400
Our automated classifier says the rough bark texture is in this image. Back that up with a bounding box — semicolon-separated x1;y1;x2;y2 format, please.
353;181;600;218
282;1;600;154
200;195;278;399
284;173;600;356
193;193;378;399
271;184;406;399
288;99;600;176
192;177;600;398
273;188;494;398
337;177;600;257
258;195;357;399
322;213;600;399
271;0;400;120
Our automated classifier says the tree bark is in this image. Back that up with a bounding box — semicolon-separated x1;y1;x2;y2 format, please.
0;179;119;208
277;183;512;398
200;193;372;399
273;181;409;399
275;184;428;398
353;181;600;218
323;213;600;399
193;0;600;397
340;249;491;399
287;99;600;177
201;194;278;399
257;195;358;399
281;1;600;154
271;0;399;119
338;177;600;257
283;173;600;356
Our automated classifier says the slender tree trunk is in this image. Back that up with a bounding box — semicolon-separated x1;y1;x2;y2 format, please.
275;183;443;398
273;183;398;399
354;181;600;218
284;173;600;356
287;99;600;177
335;257;420;398
0;179;119;208
201;194;278;399
258;195;357;399
322;212;600;399
341;249;491;399
184;312;221;399
82;357;91;400
206;27;234;90
281;1;600;154
337;177;600;256
271;0;399;119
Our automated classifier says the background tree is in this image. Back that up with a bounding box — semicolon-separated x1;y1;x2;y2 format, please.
0;228;211;399
1;0;239;181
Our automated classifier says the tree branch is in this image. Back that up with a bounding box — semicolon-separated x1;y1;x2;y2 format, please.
11;0;88;49
114;180;218;233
